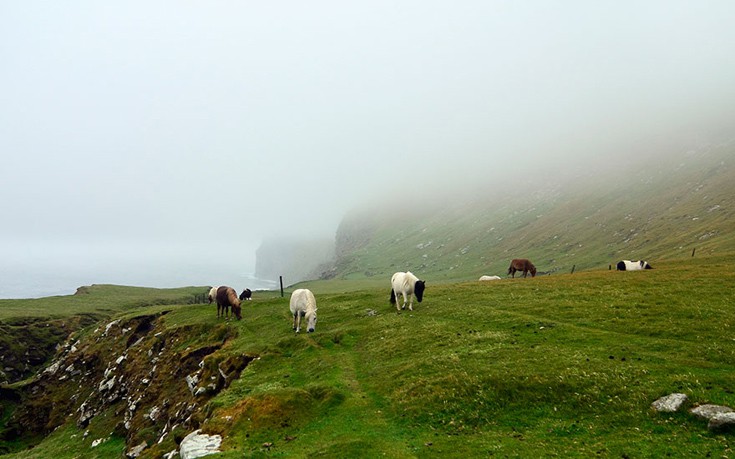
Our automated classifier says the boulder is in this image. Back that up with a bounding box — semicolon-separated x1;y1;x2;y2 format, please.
651;393;688;412
691;404;735;421
126;441;147;458
179;429;222;459
708;412;735;432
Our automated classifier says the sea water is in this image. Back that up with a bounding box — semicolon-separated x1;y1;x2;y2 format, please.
0;259;277;299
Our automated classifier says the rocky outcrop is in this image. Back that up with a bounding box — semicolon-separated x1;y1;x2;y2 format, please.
653;393;735;432
0;314;99;384
4;312;254;456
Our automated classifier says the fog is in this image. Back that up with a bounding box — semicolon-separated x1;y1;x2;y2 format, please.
2;1;735;297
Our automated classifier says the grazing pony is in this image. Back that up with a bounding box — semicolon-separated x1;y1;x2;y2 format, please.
479;275;502;281
508;259;537;278
290;289;317;333
390;271;426;311
616;260;653;271
215;286;242;320
207;286;219;304
239;288;252;301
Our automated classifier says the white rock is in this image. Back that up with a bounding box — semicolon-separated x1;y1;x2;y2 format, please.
709;412;735;431
651;393;688;412
99;376;116;392
126;441;148;458
691;404;734;420
179;429;222;459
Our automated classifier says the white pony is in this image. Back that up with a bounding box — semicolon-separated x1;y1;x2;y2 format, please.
479;275;502;281
207;286;219;304
290;288;317;333
390;271;426;311
616;260;653;271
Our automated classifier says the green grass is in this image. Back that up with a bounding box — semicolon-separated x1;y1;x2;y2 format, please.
327;145;735;285
0;284;210;320
5;255;733;457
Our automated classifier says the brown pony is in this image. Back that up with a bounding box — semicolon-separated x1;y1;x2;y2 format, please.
508;259;537;278
215;286;242;320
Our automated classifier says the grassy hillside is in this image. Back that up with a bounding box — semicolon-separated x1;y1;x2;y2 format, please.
2;254;735;457
0;285;208;384
328;142;735;284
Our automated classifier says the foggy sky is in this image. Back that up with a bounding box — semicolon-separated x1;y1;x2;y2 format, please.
2;1;735;294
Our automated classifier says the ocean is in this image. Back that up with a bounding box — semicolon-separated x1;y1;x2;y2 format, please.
0;260;277;299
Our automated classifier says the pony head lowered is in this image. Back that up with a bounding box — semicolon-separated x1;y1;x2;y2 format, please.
616;260;653;271
390;271;426;311
239;288;252;301
207;286;219;304
290;288;318;333
216;286;242;320
508;259;537;278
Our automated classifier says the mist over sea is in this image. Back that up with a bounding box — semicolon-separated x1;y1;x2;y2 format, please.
0;258;277;300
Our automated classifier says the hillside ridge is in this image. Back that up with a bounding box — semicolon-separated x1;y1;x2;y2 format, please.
324;142;735;282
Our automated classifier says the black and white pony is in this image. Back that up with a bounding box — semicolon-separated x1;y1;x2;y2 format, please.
616;260;653;271
239;288;252;301
389;271;426;312
290;288;317;333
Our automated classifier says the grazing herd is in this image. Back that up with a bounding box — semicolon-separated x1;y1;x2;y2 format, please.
209;257;653;334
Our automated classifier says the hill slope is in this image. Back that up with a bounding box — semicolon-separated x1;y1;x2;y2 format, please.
2;256;735;457
327;141;735;283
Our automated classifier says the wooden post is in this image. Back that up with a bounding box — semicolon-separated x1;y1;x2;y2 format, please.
279;276;284;297
692;248;696;257
570;265;576;274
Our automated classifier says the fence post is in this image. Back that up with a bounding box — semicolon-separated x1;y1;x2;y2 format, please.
570;265;576;274
692;248;696;257
280;276;284;297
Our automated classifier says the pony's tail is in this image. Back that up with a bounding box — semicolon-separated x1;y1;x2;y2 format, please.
389;289;396;305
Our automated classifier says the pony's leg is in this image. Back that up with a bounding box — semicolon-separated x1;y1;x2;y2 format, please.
294;312;301;333
292;313;298;332
401;292;408;310
408;294;414;311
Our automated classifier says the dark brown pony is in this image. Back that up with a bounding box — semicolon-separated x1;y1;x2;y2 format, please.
508;259;537;278
216;286;242;320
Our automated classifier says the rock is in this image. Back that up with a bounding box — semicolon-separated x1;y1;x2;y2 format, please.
651;393;688;412
99;375;116;392
185;374;199;394
126;440;148;458
179;429;222;459
43;361;61;375
708;412;735;432
148;406;160;422
691;404;735;421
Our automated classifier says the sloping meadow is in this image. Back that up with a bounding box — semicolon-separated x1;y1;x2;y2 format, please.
2;254;735;457
196;254;735;457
